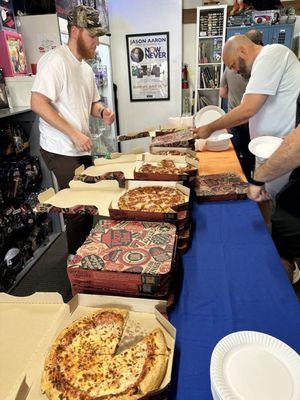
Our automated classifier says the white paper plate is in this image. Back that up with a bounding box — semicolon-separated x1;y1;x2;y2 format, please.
207;132;233;142
248;136;283;159
210;331;300;400
195;105;225;128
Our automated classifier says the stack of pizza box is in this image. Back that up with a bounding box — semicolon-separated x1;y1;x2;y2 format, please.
0;292;176;400
67;220;178;298
35;151;196;301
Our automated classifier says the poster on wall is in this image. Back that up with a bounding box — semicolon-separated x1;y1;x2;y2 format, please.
126;32;170;102
55;0;109;29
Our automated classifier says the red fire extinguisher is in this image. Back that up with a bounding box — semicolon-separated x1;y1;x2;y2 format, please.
182;64;189;89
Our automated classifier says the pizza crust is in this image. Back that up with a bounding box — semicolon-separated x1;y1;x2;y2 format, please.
42;309;169;400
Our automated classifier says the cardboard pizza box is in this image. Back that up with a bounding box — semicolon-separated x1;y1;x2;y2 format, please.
74;161;137;182
67;220;178;299
149;146;197;159
134;157;198;182
0;292;176;400
151;130;195;149
36;180;125;217
109;180;190;222
194;172;248;202
94;153;143;166
36;180;191;221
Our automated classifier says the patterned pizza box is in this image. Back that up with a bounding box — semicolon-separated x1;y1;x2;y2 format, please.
151;130;195;149
194;172;248;202
67;220;177;298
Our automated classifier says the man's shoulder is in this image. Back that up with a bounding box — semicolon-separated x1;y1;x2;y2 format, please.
38;45;66;67
260;44;289;58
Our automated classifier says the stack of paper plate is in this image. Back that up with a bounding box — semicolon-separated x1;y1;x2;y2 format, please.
194;106;232;151
210;331;300;400
206;132;233;151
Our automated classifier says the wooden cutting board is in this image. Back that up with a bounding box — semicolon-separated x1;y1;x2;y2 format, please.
197;143;247;182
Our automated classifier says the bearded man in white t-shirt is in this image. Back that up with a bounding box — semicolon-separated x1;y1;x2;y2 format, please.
193;35;300;199
31;5;115;257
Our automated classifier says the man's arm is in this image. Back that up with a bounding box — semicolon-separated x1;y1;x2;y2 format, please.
91;102;115;125
255;126;300;182
247;126;300;202
219;86;228;99
193;93;268;139
31;92;92;152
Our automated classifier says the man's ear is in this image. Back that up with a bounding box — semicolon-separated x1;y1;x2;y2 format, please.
237;45;247;59
70;25;80;39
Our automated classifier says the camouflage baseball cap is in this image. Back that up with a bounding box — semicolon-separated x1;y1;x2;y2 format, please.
68;5;110;36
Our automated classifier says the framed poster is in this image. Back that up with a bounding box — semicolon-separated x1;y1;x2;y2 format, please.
126;32;170;101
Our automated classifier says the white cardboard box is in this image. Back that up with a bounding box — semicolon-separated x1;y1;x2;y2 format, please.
5;76;35;107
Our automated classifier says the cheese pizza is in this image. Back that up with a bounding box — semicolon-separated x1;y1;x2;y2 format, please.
42;308;169;400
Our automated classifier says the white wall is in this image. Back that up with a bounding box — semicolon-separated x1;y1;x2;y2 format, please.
109;0;182;133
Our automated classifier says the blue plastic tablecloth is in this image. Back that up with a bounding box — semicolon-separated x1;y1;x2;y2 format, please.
169;199;300;400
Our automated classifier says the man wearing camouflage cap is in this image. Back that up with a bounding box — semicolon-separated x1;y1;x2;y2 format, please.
31;5;115;258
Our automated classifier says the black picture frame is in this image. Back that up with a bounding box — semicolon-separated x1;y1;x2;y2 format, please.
126;32;170;102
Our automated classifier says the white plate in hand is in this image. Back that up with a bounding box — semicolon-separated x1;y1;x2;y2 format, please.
248;136;283;159
195;105;225;128
210;331;300;400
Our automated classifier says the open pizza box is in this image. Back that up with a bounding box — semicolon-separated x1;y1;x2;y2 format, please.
74;156;198;184
149;146;197;160
0;292;176;400
134;156;198;182
36;180;190;221
118;128;156;154
109;180;190;222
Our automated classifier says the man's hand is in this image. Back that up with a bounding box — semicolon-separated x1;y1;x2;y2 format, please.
247;184;270;202
102;108;115;125
192;124;213;139
71;131;92;152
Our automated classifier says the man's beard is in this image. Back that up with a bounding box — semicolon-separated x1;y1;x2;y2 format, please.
77;32;95;60
238;57;251;80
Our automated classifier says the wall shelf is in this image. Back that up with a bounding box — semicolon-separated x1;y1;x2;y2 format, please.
195;5;227;112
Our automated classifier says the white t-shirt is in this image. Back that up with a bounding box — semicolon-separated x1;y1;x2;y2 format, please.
245;44;300;139
31;45;100;156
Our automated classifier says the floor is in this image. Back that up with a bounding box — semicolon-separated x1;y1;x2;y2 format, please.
11;233;72;302
10;232;300;302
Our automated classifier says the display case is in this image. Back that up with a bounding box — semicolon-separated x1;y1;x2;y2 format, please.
194;5;227;111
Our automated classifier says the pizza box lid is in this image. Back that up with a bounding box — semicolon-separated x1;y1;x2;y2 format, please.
36;180;125;217
0;293;175;400
149;146;197;159
194;172;248;202
94;153;143;166
74;162;137;181
151;130;194;148
68;220;177;276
